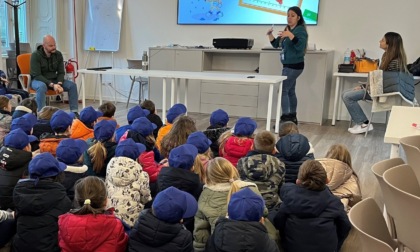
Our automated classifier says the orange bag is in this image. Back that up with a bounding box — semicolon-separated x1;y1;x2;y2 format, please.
354;58;379;73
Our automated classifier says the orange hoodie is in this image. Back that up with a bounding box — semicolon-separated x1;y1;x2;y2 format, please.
156;123;173;151
70;119;94;141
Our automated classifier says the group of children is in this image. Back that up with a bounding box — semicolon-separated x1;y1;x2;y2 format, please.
0;94;362;251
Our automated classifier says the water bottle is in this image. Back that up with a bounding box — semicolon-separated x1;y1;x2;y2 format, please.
344;48;351;64
142;51;149;71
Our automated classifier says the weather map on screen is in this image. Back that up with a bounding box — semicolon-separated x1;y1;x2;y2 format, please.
177;0;319;25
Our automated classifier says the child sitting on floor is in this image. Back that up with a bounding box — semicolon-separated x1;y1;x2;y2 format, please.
115;105;149;143
39;110;73;156
156;103;187;150
202;109;230;157
141;99;163;139
70;106;102;140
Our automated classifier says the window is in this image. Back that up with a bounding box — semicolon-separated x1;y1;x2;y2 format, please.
0;0;28;49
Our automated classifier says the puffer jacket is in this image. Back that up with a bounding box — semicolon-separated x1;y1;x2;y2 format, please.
203;125;230;157
156;124;173;151
13;179;72;252
32;119;54;139
205;218;279;252
273;183;351;252
219;136;253;167
158;166;203;200
61;164;88;203
318;158;362;211
128;209;193;252
139;151;163;183
39;133;68;156
237;150;286;210
383;71;415;101
0;146;32;210
70;119;94;141
106;156;152;227
275;134;314;183
193;181;261;252
58;211;129;252
12;105;32;119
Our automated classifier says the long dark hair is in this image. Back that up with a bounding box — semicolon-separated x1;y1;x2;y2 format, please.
380;32;408;72
286;6;308;51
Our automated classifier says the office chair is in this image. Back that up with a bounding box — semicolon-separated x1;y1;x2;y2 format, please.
126;59;148;108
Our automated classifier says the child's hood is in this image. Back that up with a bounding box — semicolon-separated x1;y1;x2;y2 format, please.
106;156;144;187
276;134;310;161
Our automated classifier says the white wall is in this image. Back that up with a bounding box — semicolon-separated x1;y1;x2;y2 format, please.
76;0;420;118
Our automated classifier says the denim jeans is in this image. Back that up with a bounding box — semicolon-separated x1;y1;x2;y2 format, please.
342;88;370;124
31;79;79;112
281;67;303;114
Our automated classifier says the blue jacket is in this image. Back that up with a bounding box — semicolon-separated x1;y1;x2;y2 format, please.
270;25;308;65
273;183;351;252
275;134;314;183
382;71;415;101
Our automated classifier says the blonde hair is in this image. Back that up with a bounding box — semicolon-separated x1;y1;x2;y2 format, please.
38;106;59;120
192;155;206;184
325;144;352;169
71;176;107;215
206;157;239;185
88;141;107;173
160;115;197;158
278;121;299;137
254;130;275;153
298;160;327;191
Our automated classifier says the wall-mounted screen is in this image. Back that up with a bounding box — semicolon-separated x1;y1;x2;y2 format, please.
178;0;320;25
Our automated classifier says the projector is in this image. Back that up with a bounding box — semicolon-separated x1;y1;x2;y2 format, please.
213;38;254;49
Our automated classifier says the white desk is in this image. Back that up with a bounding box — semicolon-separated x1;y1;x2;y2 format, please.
78;69;287;132
332;72;420;126
384;106;420;158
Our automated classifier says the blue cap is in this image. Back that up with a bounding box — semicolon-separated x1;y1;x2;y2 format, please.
168;144;198;170
29;152;67;179
11;113;37;134
127;106;150;124
80;106;103;125
153;186;198;223
115;138;146;160
4;94;12;100
131;117;157;136
210;109;229;127
50;110;74;132
166;103;187;123
234;117;257;136
56;139;89;165
228;187;264;221
186;131;212;154
4;128;38;149
94;120;117;142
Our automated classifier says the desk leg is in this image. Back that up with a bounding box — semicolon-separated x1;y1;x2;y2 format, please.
171;78;175;107
99;74;103;105
275;81;283;134
184;79;188;115
332;76;341;126
176;78;180;103
390;144;400;158
162;78;167;120
81;73;86;108
265;83;274;131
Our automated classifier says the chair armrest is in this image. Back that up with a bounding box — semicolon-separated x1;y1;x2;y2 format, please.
18;74;31;92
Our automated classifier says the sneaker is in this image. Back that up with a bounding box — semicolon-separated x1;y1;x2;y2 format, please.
348;123;373;134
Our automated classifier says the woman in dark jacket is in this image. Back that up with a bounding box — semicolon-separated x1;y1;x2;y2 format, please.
13;153;71;252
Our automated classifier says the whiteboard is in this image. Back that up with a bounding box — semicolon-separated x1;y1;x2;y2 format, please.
83;0;124;52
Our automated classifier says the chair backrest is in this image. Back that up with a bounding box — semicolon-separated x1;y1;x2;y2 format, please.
371;158;405;204
348;198;397;252
127;59;142;69
400;135;420;182
383;164;420;251
16;53;32;88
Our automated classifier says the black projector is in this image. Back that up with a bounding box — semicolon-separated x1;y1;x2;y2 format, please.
213;38;254;49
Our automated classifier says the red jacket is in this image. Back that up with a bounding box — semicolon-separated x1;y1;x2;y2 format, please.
220;136;253;167
58;212;128;252
139;150;163;183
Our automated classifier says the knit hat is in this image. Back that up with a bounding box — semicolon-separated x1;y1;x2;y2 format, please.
94;120;117;142
186;131;212;154
166;103;187;123
56;139;89;165
233;117;257;136
4;128;37;150
80;106;103;125
115;138;146;160
228;187;264;221
29;152;67;179
153;186;198;223
127;106;150;124
50;110;74;132
11;113;37;134
131;117;157;136
210;109;229;127
168;144;198;170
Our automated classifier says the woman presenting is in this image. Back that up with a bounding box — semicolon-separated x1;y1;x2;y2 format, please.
342;32;409;134
267;6;308;125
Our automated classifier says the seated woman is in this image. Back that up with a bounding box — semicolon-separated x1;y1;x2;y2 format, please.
342;32;411;134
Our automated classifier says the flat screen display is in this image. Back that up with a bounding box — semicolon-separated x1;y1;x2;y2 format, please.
177;0;320;25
